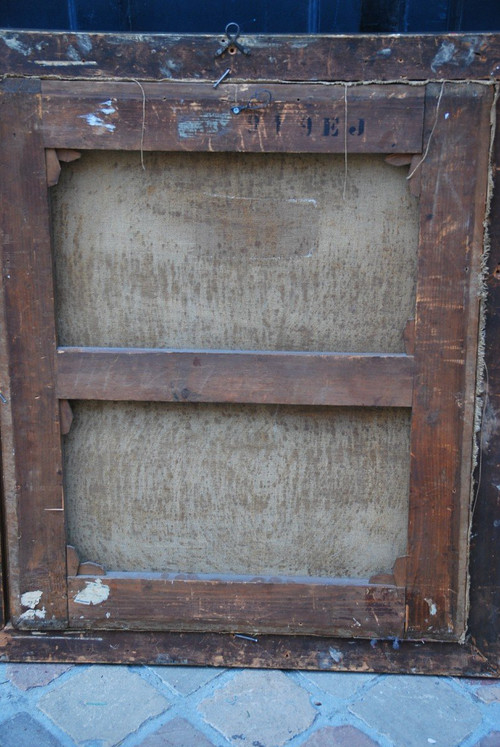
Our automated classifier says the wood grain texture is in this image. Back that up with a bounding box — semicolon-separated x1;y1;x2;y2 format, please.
56;348;414;407
0;79;67;627
68;574;405;638
77;562;105;576
66;546;80;577
0;623;496;674
55;148;81;162
0;624;497;674
385;154;413;167
58;399;73;435
393;556;407;588
0;32;499;82
0;433;5;628
45;148;61;186
406;83;492;640
40;81;424;153
403;319;416;356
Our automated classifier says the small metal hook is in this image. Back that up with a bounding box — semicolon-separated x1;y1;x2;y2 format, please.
215;22;250;57
231;89;273;115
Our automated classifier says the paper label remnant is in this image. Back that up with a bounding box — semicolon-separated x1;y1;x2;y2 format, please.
19;590;46;621
21;590;43;609
424;597;438;616
431;41;456;73
79;113;116;132
19;608;46;621
329;647;343;663
74;578;110;606
178;112;232;139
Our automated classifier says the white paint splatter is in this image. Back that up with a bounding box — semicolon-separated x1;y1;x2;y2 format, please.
3;35;32;56
287;198;317;206
329;647;343;663
424;598;437;616
99;100;116;115
19;607;46;621
202;193;315;205
19;590;45;622
21;590;42;609
79;114;115;132
66;45;82;61
74;578;110;606
461;36;480;67
34;60;98;67
431;41;456;73
76;34;93;54
159;58;181;77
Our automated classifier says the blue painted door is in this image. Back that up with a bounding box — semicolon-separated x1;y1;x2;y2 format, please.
0;1;498;35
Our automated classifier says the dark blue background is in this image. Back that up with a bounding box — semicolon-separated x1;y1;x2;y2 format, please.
1;0;499;34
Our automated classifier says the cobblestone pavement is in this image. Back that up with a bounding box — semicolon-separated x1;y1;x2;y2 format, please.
0;663;498;746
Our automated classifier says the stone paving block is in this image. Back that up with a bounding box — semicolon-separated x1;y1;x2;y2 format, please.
0;712;62;747
464;678;496;688
300;672;377;700
138;716;215;746
198;669;317;746
6;663;73;691
38;665;170;746
149;666;223;695
476;685;500;703
349;675;482;747
474;732;500;746
302;724;379;746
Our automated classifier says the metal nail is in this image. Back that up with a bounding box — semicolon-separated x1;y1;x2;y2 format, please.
213;68;231;88
234;633;258;642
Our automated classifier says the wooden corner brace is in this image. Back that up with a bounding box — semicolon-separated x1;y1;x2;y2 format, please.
384;153;422;197
66;545;106;577
45;148;81;187
369;556;408;588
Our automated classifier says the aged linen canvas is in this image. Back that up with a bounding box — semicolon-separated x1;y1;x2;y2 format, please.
53;151;418;577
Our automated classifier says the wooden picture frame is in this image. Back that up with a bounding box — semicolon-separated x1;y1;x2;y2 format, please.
0;30;499;675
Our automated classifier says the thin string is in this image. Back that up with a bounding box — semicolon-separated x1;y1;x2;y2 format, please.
471;82;499;520
1;73;496;86
132;78;146;170
407;81;445;180
343;84;348;200
472;362;489;519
